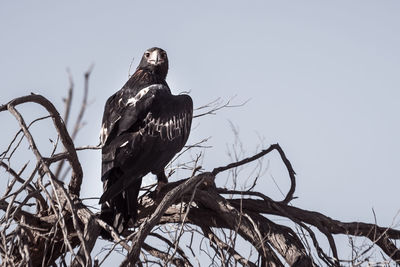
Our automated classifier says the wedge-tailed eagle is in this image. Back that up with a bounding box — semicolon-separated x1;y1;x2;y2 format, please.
99;47;193;237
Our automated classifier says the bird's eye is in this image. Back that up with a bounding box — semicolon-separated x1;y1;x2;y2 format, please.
145;52;150;58
161;52;166;58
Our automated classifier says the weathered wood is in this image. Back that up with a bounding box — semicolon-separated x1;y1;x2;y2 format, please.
1;93;399;267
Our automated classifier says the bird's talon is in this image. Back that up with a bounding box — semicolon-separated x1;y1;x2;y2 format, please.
156;181;167;193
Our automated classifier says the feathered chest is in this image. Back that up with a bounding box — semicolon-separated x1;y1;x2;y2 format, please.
101;83;192;147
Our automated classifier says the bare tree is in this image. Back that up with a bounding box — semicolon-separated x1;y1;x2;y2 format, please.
0;73;399;267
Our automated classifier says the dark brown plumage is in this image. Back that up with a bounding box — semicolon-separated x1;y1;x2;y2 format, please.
99;47;193;238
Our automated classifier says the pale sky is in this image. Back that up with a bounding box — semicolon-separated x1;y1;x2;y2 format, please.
1;1;400;264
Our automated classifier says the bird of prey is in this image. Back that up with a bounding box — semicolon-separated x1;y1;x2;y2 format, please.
99;47;193;237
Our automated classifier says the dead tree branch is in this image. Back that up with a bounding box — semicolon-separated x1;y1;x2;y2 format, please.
0;88;399;266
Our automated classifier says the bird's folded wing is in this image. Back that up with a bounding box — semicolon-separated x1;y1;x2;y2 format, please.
101;85;169;146
141;93;193;145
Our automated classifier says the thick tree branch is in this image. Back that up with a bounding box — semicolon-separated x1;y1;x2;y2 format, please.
201;225;257;267
121;173;210;266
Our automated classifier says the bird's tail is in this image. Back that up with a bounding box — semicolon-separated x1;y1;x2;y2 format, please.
99;176;142;240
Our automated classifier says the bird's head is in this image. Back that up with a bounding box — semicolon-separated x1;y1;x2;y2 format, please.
138;47;169;79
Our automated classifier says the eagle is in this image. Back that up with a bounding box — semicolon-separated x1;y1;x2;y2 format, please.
99;47;193;237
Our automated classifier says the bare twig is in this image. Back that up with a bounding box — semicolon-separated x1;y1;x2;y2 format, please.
55;65;93;182
193;97;249;119
212;143;296;204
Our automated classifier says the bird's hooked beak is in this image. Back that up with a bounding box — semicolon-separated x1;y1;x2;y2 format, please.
147;50;165;66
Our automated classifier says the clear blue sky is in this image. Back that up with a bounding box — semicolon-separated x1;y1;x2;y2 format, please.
1;0;399;263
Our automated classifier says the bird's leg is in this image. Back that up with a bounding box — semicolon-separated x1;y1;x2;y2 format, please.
156;172;168;193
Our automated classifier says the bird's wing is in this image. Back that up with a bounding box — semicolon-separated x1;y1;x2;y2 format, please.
141;90;193;146
100;84;192;176
99;86;193;204
100;84;167;146
101;84;192;149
